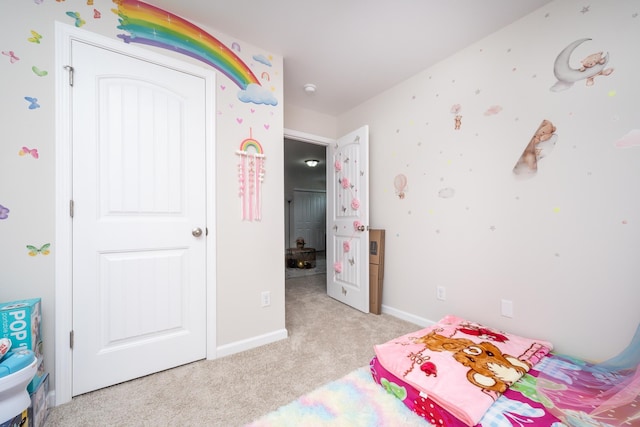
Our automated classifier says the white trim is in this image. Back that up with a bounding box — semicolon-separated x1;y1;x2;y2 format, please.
205;64;218;361
292;188;327;193
284;128;334;146
215;329;288;358
54;21;74;407
54;22;217;405
283;129;333;254
380;304;434;328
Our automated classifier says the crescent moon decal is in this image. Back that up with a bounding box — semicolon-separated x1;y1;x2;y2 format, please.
550;38;609;92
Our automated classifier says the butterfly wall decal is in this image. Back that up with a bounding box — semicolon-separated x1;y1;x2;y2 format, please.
32;66;48;77
66;11;86;27
1;51;19;63
0;204;9;220
28;30;42;44
18;147;39;159
27;243;51;256
24;97;40;109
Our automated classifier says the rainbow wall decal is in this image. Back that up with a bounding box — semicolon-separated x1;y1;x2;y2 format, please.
112;0;260;90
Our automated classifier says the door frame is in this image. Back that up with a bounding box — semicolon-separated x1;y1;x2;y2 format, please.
284;128;333;250
54;23;217;405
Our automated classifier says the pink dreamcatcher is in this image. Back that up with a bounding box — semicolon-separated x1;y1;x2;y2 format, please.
236;129;266;221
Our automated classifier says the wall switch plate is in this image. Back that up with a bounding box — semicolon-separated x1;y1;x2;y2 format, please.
261;291;271;307
501;299;513;318
436;286;446;301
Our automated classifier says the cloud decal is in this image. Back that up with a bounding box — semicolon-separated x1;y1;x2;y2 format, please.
238;83;278;106
253;54;272;67
614;129;640;148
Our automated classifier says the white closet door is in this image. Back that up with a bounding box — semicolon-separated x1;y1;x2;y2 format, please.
71;40;208;395
293;190;326;251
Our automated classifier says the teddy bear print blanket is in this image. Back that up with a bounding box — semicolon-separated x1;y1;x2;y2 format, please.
373;315;553;426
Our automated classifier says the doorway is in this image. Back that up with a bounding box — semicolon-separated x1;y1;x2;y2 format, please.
283;131;331;279
283;126;370;313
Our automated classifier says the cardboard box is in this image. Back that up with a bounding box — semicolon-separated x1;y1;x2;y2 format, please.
27;354;45;394
0;299;42;357
27;373;49;427
369;229;385;315
0;410;27;427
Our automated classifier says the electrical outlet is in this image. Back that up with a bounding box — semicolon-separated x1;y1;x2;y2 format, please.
501;299;513;318
436;286;446;301
261;291;271;307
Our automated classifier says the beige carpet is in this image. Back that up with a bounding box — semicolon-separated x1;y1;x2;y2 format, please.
45;274;419;426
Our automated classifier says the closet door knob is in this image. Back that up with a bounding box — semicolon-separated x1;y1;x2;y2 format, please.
357;225;366;232
192;227;203;237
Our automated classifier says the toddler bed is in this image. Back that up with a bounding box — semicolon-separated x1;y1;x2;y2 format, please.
371;315;640;426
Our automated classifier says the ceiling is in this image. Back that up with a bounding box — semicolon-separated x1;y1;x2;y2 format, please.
147;1;552;173
149;0;552;117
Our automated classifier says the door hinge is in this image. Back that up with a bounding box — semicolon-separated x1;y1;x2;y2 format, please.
63;65;74;87
69;200;74;218
70;330;74;349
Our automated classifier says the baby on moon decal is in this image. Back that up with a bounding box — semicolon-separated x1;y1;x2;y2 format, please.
550;38;614;92
513;119;558;178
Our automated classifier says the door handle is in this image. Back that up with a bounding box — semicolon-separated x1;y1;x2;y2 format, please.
192;227;203;237
357;225;366;232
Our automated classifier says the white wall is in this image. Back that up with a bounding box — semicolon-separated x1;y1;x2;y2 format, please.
338;0;640;361
0;0;286;392
284;104;338;139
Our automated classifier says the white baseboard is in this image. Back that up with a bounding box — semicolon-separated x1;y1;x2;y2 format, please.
48;390;57;408
381;304;435;328
214;328;289;359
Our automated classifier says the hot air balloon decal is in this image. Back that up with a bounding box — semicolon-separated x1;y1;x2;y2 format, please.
394;174;407;199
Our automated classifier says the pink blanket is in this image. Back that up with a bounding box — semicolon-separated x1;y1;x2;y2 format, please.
374;315;553;426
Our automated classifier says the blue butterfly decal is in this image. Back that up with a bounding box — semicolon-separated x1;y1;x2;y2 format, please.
24;97;40;109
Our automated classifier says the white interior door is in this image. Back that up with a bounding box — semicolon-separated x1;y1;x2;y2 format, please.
71;40;208;395
327;126;369;312
293;190;326;251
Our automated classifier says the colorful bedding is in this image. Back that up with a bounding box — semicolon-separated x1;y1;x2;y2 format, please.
370;355;562;426
373;315;553;426
372;316;640;426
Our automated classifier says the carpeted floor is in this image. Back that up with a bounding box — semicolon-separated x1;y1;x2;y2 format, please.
45;274;419;426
